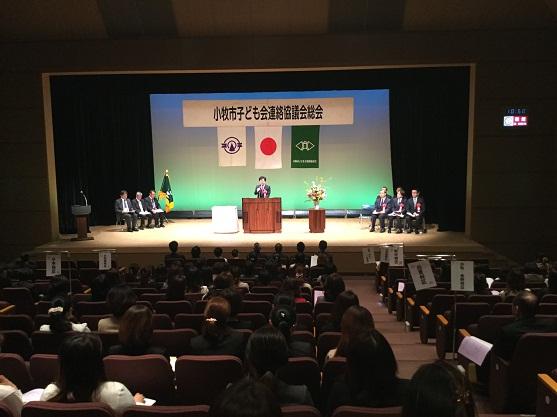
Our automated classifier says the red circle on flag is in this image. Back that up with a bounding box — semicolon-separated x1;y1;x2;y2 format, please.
260;137;277;155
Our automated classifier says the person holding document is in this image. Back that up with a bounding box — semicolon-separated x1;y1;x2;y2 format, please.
254;176;271;198
405;188;426;234
370;189;392;233
115;190;138;232
145;190;164;228
388;188;407;234
131;191;151;230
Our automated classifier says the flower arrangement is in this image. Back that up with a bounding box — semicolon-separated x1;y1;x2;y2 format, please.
305;177;328;208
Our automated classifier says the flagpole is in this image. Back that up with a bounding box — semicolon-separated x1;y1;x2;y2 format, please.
162;169;174;223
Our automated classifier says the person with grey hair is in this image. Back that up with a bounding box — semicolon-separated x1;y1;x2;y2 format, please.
131;191;151;230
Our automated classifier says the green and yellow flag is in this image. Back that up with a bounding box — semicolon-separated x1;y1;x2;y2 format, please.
158;170;174;213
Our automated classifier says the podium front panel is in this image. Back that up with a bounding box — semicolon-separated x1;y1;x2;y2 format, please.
242;198;282;233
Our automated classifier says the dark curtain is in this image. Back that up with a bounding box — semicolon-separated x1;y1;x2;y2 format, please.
50;67;469;233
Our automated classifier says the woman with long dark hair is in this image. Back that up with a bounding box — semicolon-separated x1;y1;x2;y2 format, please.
326;305;374;360
40;333;143;415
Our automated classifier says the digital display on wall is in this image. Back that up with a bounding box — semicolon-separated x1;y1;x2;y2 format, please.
502;107;528;127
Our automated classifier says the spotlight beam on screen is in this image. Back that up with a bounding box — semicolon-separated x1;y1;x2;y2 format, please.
150;89;392;211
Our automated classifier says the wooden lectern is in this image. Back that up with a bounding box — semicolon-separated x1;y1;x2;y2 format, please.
71;205;94;241
242;198;282;233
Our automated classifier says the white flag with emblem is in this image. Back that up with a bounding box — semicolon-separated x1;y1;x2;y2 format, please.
217;127;246;167
255;126;282;169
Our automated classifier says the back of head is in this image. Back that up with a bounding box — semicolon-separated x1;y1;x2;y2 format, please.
231;249;239;258
47;276;70;300
168;240;179;253
118;304;153;348
506;268;525;291
209;377;282;417
246;326;289;378
324;273;346;302
48;296;72;333
167;274;186;301
257;270;272;286
191;246;201;258
473;273;488;293
220;287;243;317
270;305;296;339
296;241;305;253
402;360;475;417
513;290;539;319
280;278;301;298
203;297;231;342
274;243;283;254
338;305;375;356
214;247;223;258
106;284;137;318
319;240;328;251
54;333;105;403
214;272;233;290
332;290;360;326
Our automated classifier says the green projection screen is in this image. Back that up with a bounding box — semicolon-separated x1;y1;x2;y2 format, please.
150;89;392;211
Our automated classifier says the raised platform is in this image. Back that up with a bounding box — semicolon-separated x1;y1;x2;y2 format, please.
33;218;500;273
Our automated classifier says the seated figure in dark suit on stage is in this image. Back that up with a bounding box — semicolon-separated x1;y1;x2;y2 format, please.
145;190;164;228
493;291;557;361
388;188;407;234
370;189;392;233
131;191;151;230
114;190;138;232
405;188;426;234
254;176;271;198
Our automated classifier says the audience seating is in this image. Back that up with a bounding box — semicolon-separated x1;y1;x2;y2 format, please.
75;301;109;317
0;404;14;417
174;313;204;333
295;302;314;315
122;405;210;417
81;315;111;331
538;303;557;315
331;406;402;417
241;300;272;318
1;287;36;316
193;300;207;314
0;314;34;335
33;314;50;329
236;312;267;329
31;331;74;354
243;292;275;303
152;314;174;330
104;355;176;404
321;356;347;404
29;354;59;389
139;293;166;304
314;302;334;316
295;313;314;332
251;286;279;295
183;293;204;303
537;372;557;417
152;329;197;356
282;405;322;417
317;332;341;368
175;355;243;405
406;288;448;329
22;402;114;417
278;357;321;407
490;333;557;413
541;294;557;304
492;303;513;315
35;302;51;315
0;353;33;392
95;331;120;355
0;330;33;360
418;294;465;343
154;301;193;320
468;294;502;309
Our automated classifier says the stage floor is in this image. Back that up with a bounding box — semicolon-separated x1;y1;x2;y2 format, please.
36;218;492;257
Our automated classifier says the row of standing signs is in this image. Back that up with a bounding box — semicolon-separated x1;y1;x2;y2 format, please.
45;251;113;276
362;245;474;292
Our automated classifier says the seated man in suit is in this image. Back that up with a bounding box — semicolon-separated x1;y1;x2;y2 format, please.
254;176;271;198
114;190;138;232
131;191;151;230
370;189;392;233
493;291;557;361
144;189;164;228
380;185;393;200
405;188;426;234
388;188;407;234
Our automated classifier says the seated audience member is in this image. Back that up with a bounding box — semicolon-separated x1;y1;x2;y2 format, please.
184;266;203;293
309;254;331;280
190;246;204;263
271;304;313;357
41;333;143;415
166;273;186;301
291;242;309;266
190;297;245;358
405;188;426;234
327;305;375;360
320;290;360;333
98;285;137;333
247;243;263;263
499;268;526;301
537;269;557;298
205;272;234;299
270;243;289;265
318;273;346;303
317;239;334;264
230;249;240;260
370;189;392;233
245;326;314;406
231;265;249;291
388;188;407;234
213;247;227;262
164;241;186;268
327;329;408;415
402;360;476;417
256;270;272;287
114;190;138;232
40;297;90;333
293;263;307;281
493;291;557;361
279;278;307;304
108;305;165;357
220;288;253;330
91;269;122;302
131;191;151;230
46;275;70;300
0;374;22;417
209;377;282;417
473;273;491;295
144;189;164;228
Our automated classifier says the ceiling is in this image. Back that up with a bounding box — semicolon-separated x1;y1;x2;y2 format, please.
1;0;556;42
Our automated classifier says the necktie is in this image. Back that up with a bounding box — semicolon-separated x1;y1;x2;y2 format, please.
123;199;127;210
138;200;143;211
414;198;417;205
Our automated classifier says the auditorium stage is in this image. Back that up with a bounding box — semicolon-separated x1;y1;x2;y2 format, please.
34;219;501;273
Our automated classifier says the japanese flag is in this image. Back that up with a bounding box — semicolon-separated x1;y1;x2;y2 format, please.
217;127;246;167
254;126;282;169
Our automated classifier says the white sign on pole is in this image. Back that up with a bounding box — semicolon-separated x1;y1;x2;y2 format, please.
451;261;475;292
99;251;112;271
379;246;389;263
46;253;61;277
408;260;437;291
388;244;404;267
362;247;376;264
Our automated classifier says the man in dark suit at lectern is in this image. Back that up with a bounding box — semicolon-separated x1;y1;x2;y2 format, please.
254;176;271;198
115;190;138;232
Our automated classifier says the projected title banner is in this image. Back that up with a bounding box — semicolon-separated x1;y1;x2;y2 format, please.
183;97;354;127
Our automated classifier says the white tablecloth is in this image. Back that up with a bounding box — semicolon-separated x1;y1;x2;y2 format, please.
211;206;239;233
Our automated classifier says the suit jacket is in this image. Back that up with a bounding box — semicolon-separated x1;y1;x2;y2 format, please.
190;330;245;358
254;184;271;198
131;198;148;213
493;317;557;361
145;196;161;211
406;196;426;215
114;198;134;214
390;197;407;215
372;196;393;214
